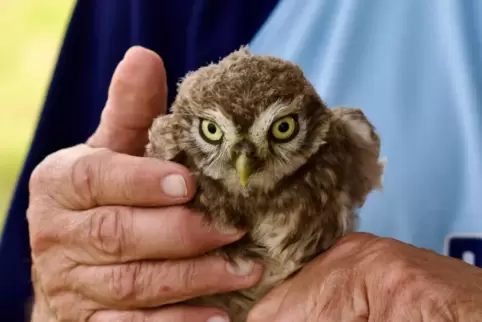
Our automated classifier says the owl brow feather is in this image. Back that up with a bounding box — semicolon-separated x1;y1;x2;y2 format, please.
168;111;196;119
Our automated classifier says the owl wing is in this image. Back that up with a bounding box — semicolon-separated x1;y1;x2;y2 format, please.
330;106;385;204
145;114;183;161
330;107;381;157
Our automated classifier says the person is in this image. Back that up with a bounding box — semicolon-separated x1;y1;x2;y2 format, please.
3;0;482;321
26;46;482;321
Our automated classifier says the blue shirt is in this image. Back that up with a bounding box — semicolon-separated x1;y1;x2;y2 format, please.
250;0;482;265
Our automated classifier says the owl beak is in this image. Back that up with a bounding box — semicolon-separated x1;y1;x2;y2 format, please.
235;152;252;187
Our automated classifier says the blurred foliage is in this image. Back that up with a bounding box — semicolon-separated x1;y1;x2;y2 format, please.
0;1;74;228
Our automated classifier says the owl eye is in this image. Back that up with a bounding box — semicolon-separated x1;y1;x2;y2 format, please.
270;115;298;142
200;119;223;143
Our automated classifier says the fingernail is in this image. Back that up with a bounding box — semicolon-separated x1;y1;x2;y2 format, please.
207;315;229;322
161;174;187;197
227;259;254;276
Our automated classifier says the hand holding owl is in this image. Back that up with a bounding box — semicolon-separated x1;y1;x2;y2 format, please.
248;233;482;321
26;47;262;322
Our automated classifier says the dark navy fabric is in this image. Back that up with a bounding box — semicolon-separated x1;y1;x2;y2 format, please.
0;0;278;320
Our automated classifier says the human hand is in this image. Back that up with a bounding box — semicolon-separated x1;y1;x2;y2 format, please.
248;232;482;322
27;46;263;322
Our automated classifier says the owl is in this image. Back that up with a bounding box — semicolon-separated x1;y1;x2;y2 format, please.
145;46;385;321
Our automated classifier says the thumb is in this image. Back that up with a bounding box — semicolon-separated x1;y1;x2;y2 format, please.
87;46;167;155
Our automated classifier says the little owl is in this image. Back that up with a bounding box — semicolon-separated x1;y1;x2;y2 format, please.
146;46;385;321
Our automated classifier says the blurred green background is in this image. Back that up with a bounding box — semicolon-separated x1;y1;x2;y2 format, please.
0;1;74;229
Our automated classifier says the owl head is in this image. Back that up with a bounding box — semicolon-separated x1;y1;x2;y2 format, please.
167;47;333;194
160;47;370;195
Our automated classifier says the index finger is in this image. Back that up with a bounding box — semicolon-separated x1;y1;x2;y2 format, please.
34;145;196;210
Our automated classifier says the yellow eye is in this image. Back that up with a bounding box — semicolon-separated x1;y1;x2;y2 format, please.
270;115;298;142
200;119;223;143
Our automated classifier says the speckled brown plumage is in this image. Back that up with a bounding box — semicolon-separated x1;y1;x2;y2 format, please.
145;46;385;321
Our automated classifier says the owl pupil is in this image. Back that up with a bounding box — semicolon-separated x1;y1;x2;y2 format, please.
278;122;289;133
207;123;217;134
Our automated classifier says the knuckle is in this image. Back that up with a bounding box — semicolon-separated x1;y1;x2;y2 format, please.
358;237;436;304
69;154;96;203
159;259;199;297
29;151;66;194
383;258;416;288
420;293;457;321
324;267;352;288
35;255;72;292
28;144;107;209
382;261;457;321
176;208;198;251
29;224;55;256
29;162;47;194
29;145;89;193
121;161;144;193
27;203;59;256
109;262;144;302
88;206;132;259
49;292;92;322
177;260;199;293
381;257;427;302
69;150;108;207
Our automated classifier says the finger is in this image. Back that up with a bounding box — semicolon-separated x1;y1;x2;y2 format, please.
61;206;243;264
90;305;230;322
72;256;263;309
38;146;196;209
87;46;167;156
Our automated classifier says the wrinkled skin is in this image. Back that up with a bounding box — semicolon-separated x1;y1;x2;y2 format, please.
247;233;482;322
27;46;263;322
